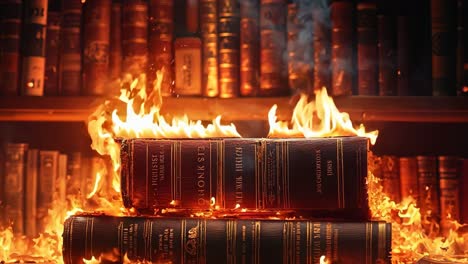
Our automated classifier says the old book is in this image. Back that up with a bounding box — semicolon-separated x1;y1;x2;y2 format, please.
108;0;122;93
21;0;48;96
330;0;354;96
431;0;457;96
37;150;59;233
149;0;174;96
0;0;22;95
44;9;60;96
312;0;331;93
240;0;259;96
399;157;419;201
122;0;148;77
24;148;38;237
377;14;397;96
456;0;464;95
3;143;28;234
381;155;401;202
218;0;240;98
120;137;369;219
200;0;218;97
438;156;460;222
397;16;410;95
416;156;440;234
57;153;67;205
82;0;111;95
66;152;82;197
63;215;392;264
357;1;378;95
59;0;82;95
259;0;288;96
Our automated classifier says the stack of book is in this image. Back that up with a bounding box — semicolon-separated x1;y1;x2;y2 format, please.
63;137;393;263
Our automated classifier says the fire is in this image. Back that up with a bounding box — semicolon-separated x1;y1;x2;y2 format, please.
268;87;378;144
368;154;468;263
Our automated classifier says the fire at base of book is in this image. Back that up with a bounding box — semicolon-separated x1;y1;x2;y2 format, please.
0;73;467;264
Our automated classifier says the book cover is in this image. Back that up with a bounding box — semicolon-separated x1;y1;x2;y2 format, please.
259;0;288;96
0;0;22;95
3;143;28;234
330;0;354;96
63;215;392;264
431;0;457;96
357;1;378;95
82;0;111;95
416;156;440;234
44;9;60;95
149;0;174;96
399;157;419;201
59;0;82;95
377;14;397;96
24;148;38;237
21;0;49;96
37;150;59;233
120;137;369;219
240;0;259;96
218;0;240;98
200;0;218;97
381;155;400;202
312;0;331;93
438;156;460;222
122;0;148;77
108;0;122;94
397;15;410;95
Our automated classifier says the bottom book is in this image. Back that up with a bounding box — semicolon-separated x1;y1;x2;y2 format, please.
63;215;392;264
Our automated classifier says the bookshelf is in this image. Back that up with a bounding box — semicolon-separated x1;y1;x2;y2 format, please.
0;96;467;123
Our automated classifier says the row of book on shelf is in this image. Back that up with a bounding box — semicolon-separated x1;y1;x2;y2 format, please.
0;142;105;237
374;154;468;235
1;0;467;99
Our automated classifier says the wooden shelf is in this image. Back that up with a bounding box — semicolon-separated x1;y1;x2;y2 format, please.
0;96;467;123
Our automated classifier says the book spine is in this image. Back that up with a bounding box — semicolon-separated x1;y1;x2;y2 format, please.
174;37;202;95
330;0;354;96
456;0;464;95
108;0;122;89
357;2;377;95
3;143;28;234
312;0;331;92
240;0;259;96
149;0;174;96
259;0;288;96
431;0;457;96
82;0;111;95
438;156;460;222
200;0;218;97
58;153;67;205
381;155;400;202
63;215;392;264
60;0;82;95
397;16;410;95
44;10;60;96
0;0;22;95
416;156;440;234
377;14;397;96
66;152;82;197
37;150;59;233
399;157;418;201
121;137;369;218
24;148;38;237
218;0;240;98
122;0;148;77
21;0;48;96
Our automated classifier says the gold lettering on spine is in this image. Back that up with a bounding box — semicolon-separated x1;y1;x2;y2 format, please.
312;223;321;263
325;223;332;260
197;145;207;206
234;146;244;204
315;149;323;195
295;222;301;264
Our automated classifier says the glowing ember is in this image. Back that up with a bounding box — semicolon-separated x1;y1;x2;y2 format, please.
320;255;329;264
268;87;378;144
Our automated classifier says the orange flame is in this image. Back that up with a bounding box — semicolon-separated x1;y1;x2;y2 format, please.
268;87;378;144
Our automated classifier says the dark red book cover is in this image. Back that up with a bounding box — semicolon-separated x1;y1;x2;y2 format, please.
240;0;259;96
108;0;122;93
200;0;218;97
0;0;22;96
357;1;378;95
44;10;60;95
312;0;331;93
82;0;111;95
122;0;148;77
377;14;397;96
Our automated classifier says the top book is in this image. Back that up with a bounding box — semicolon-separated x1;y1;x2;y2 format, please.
120;136;369;220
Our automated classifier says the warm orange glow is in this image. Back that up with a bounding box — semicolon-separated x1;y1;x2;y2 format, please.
320;255;329;264
368;153;468;263
268;87;378;144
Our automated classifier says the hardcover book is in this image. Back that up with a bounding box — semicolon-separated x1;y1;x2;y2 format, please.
357;2;377;95
122;0;148;77
63;215;392;264
44;10;60;95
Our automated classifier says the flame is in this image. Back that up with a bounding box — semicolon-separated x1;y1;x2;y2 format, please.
368;153;468;263
268;87;378;144
320;255;329;264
